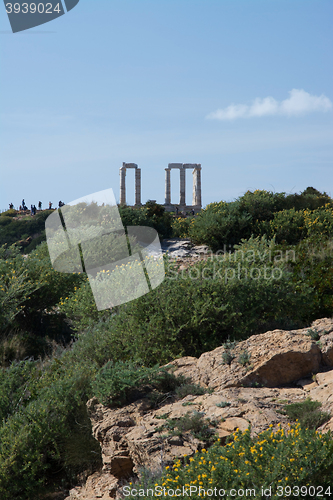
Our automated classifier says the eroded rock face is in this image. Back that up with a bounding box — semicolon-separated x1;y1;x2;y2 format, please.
169;327;328;389
65;318;333;500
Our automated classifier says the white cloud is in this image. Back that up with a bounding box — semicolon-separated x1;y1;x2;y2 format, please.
206;89;332;120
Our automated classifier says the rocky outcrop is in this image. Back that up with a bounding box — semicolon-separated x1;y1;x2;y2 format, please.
17;236;32;248
66;317;333;500
169;318;333;389
161;238;210;259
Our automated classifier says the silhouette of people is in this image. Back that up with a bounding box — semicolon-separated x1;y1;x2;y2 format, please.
38;201;42;210
22;199;27;210
58;201;65;208
49;201;52;209
191;208;195;215
9;203;14;209
176;206;179;215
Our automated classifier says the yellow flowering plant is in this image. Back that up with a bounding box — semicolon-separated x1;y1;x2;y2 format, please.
124;424;333;498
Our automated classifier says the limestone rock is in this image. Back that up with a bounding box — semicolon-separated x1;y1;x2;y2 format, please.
170;326;324;389
65;317;333;500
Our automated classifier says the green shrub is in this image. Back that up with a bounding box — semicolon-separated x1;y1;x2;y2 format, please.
156;411;216;443
0;242;85;363
238;349;251;366
216;401;231;408
0;210;52;248
171;216;193;238
188;188;332;250
0;217;12;227
222;339;238;350
0;209;17;218
189;200;253;251
0;359;101;499
118;202;173;239
280;398;331;430
0;359;37;421
92;361;209;407
307;328;320;341
285;187;332;211
265;208;307;244
221;350;235;365
175;383;207;399
289;236;333;319
152;369;188;393
92;360;160;406
125;424;333;497
64;236;321;369
304;204;333;238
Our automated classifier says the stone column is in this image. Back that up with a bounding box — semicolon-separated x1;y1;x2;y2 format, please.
192;165;202;207
179;166;186;206
165;168;171;204
135;168;141;205
120;164;126;205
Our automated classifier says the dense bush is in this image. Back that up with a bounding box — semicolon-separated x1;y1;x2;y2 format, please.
62;236;321;369
0;242;84;364
92;360;207;407
124;424;333;498
171;216;194;237
261;205;333;245
119;201;173;238
188;200;253;250
92;360;162;406
279;398;331;430
0;209;17;218
188;188;333;250
289;236;333;319
0;357;101;499
156;411;216;443
0;210;53;249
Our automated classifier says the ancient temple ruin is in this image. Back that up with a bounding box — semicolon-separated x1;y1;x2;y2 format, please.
164;163;201;212
119;163;141;206
119;162;202;212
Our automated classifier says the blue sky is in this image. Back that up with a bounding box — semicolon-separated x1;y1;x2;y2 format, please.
1;0;332;210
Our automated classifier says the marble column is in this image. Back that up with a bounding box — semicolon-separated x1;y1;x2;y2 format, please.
192;166;202;207
179;166;186;206
120;165;126;205
135;168;141;205
165;168;171;204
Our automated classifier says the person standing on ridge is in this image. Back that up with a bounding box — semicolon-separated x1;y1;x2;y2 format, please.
38;201;42;210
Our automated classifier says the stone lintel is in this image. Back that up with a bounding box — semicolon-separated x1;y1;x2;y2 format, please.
123;163;138;169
